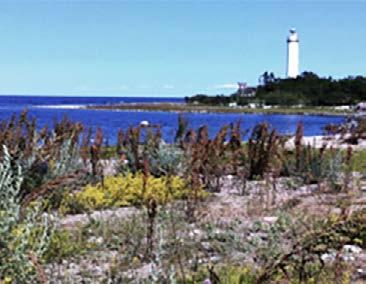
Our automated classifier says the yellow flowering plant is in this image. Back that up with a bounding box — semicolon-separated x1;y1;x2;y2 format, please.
62;173;206;213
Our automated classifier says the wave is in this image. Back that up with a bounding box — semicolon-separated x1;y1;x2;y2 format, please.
31;104;87;109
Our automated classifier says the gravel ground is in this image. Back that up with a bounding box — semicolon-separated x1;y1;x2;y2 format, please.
50;175;366;283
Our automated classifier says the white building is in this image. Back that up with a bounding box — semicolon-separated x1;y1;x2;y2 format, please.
286;28;299;78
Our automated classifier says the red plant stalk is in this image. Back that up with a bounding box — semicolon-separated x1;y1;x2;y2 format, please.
295;122;304;171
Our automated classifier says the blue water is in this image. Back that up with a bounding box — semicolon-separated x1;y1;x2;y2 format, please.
0;95;345;143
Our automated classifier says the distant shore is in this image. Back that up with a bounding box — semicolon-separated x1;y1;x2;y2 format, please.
86;103;350;116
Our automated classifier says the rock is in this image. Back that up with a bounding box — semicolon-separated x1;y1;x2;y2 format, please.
342;255;355;261
357;139;366;148
321;252;336;262
360;180;366;192
263;216;278;223
188;229;202;238
91;266;104;276
201;242;212;251
87;236;104;245
210;256;221;262
356;268;366;279
343;244;362;254
321;245;363;264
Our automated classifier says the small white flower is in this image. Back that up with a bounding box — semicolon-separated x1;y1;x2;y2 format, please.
87;236;104;245
193;229;201;235
95;237;104;244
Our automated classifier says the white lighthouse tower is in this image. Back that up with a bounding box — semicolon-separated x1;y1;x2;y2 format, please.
286;28;299;78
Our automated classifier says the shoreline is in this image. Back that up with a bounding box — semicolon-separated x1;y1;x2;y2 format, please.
285;134;366;151
85;103;350;116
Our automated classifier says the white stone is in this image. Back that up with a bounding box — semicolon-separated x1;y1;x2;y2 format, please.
343;244;362;254
342;255;355;261
263;216;278;223
321;252;336;262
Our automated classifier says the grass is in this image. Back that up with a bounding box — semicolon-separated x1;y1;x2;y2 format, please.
351;149;366;174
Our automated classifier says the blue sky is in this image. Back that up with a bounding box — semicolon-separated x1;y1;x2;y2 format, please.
0;0;365;97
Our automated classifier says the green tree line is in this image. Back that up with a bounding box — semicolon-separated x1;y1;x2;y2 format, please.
186;72;366;107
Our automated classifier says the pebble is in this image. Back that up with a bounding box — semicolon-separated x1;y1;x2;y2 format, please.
321;252;336;262
343;245;362;254
262;216;278;223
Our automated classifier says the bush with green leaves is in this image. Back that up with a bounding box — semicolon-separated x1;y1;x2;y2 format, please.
242;209;366;283
0;146;55;283
0;112;87;203
117;126;186;176
285;144;347;188
145;141;185;176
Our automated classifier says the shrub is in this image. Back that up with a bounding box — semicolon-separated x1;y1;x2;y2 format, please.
0;111;87;202
43;229;89;263
147;141;185;176
187;265;257;284
253;209;366;283
343;118;366;144
247;123;284;179
0;146;55;283
117;125;185;177
62;173;204;213
284;122;350;187
287;143;346;187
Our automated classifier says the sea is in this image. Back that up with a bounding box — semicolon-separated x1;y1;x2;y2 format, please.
0;95;345;143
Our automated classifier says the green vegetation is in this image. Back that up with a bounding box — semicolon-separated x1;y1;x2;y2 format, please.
256;71;366;106
43;229;90;263
62;173;204;214
0;146;55;283
186;71;366;108
0;112;365;283
351;150;366;174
